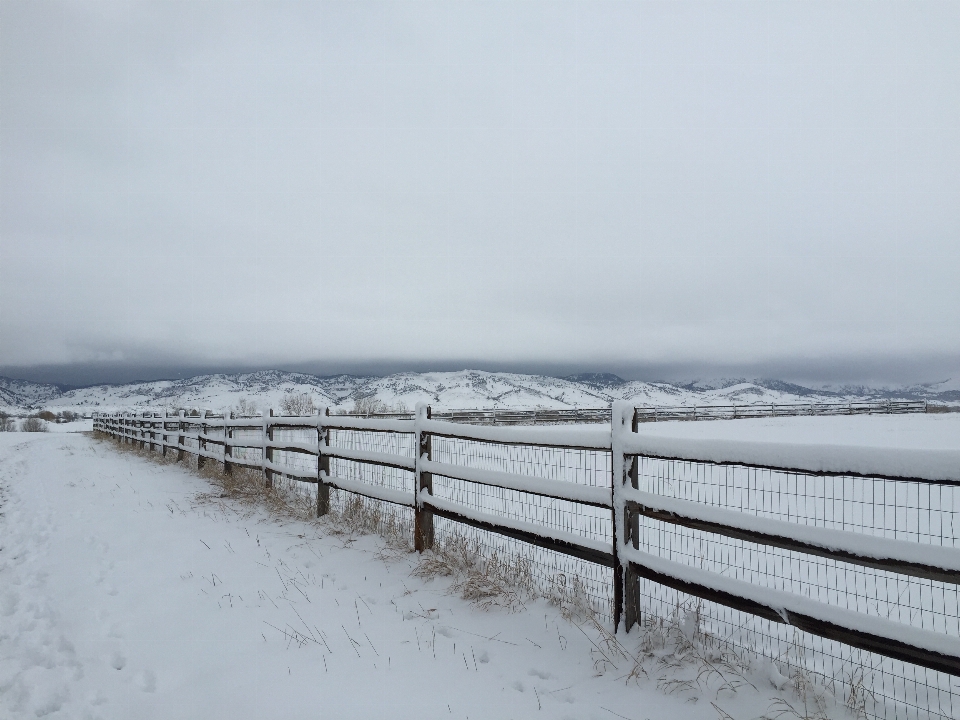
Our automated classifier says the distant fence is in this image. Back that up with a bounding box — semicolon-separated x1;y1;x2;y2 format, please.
338;398;928;425
635;399;927;422
94;401;959;720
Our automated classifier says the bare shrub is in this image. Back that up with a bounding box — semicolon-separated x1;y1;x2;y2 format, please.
59;410;79;422
0;412;17;432
35;409;57;421
233;397;258;416
279;391;315;416
927;404;960;414
21;416;48;432
351;396;408;416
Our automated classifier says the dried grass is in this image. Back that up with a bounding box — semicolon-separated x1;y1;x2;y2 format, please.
413;531;534;612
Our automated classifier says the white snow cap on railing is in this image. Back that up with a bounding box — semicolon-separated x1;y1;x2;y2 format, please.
613;401;960;482
419;416;611;449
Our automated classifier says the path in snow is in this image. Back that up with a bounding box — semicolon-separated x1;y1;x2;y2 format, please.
1;432;821;719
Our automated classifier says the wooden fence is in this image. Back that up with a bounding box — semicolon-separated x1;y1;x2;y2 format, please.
93;401;960;719
634;399;927;422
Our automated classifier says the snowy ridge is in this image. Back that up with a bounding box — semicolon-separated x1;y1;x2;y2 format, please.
4;369;958;414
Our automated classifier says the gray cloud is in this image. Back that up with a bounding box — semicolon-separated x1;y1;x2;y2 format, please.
2;1;958;383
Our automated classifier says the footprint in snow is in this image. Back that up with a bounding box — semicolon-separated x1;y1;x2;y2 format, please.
110;652;126;671
511;681;524;692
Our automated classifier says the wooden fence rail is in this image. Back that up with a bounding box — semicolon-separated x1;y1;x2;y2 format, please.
93;402;960;690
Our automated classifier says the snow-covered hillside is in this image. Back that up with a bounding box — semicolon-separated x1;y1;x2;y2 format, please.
0;377;63;408
1;369;957;414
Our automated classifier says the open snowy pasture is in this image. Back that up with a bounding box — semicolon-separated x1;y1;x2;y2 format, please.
0;431;838;720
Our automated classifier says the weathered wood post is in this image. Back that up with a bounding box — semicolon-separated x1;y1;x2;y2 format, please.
317;407;330;517
223;410;233;475
624;407;640;631
197;410;207;470
176;410;185;462
264;409;274;488
611;400;640;633
148;412;156;452
414;403;434;552
161;410;168;457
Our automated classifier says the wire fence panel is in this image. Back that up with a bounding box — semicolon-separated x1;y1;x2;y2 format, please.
429;436;614;618
629;457;960;720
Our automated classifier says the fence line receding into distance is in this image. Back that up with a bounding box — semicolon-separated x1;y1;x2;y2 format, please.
93;399;958;720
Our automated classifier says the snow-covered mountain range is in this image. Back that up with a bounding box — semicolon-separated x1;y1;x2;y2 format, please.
1;370;957;414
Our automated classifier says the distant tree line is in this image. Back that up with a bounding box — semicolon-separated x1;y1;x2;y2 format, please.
0;409;83;432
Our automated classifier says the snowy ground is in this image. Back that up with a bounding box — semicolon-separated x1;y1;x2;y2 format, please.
0;432;825;720
47;420;94;434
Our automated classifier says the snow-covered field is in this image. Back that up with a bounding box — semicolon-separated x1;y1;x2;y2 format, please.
2;431;812;720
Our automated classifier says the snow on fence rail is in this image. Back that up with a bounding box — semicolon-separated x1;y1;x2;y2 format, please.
635;398;927;422
93;401;960;720
332;398;927;426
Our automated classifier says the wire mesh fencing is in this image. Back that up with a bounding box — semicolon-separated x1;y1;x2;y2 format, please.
631;456;960;720
93;407;960;720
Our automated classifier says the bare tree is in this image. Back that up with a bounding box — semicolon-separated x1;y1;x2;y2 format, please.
352;397;408;416
0;412;16;432
21;417;48;432
234;397;259;416
279;391;316;416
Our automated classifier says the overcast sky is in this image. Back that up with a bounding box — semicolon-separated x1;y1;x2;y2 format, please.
2;1;958;385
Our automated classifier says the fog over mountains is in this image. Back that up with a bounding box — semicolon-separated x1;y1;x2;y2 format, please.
1;370;958;414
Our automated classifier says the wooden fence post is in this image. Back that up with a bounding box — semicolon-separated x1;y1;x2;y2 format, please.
148;412;156;452
177;410;185;462
161;410;168;457
197;410;207;470
264;409;274;488
612;401;640;634
317;407;330;517
623;407;641;632
415;403;434;552
224;411;233;475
